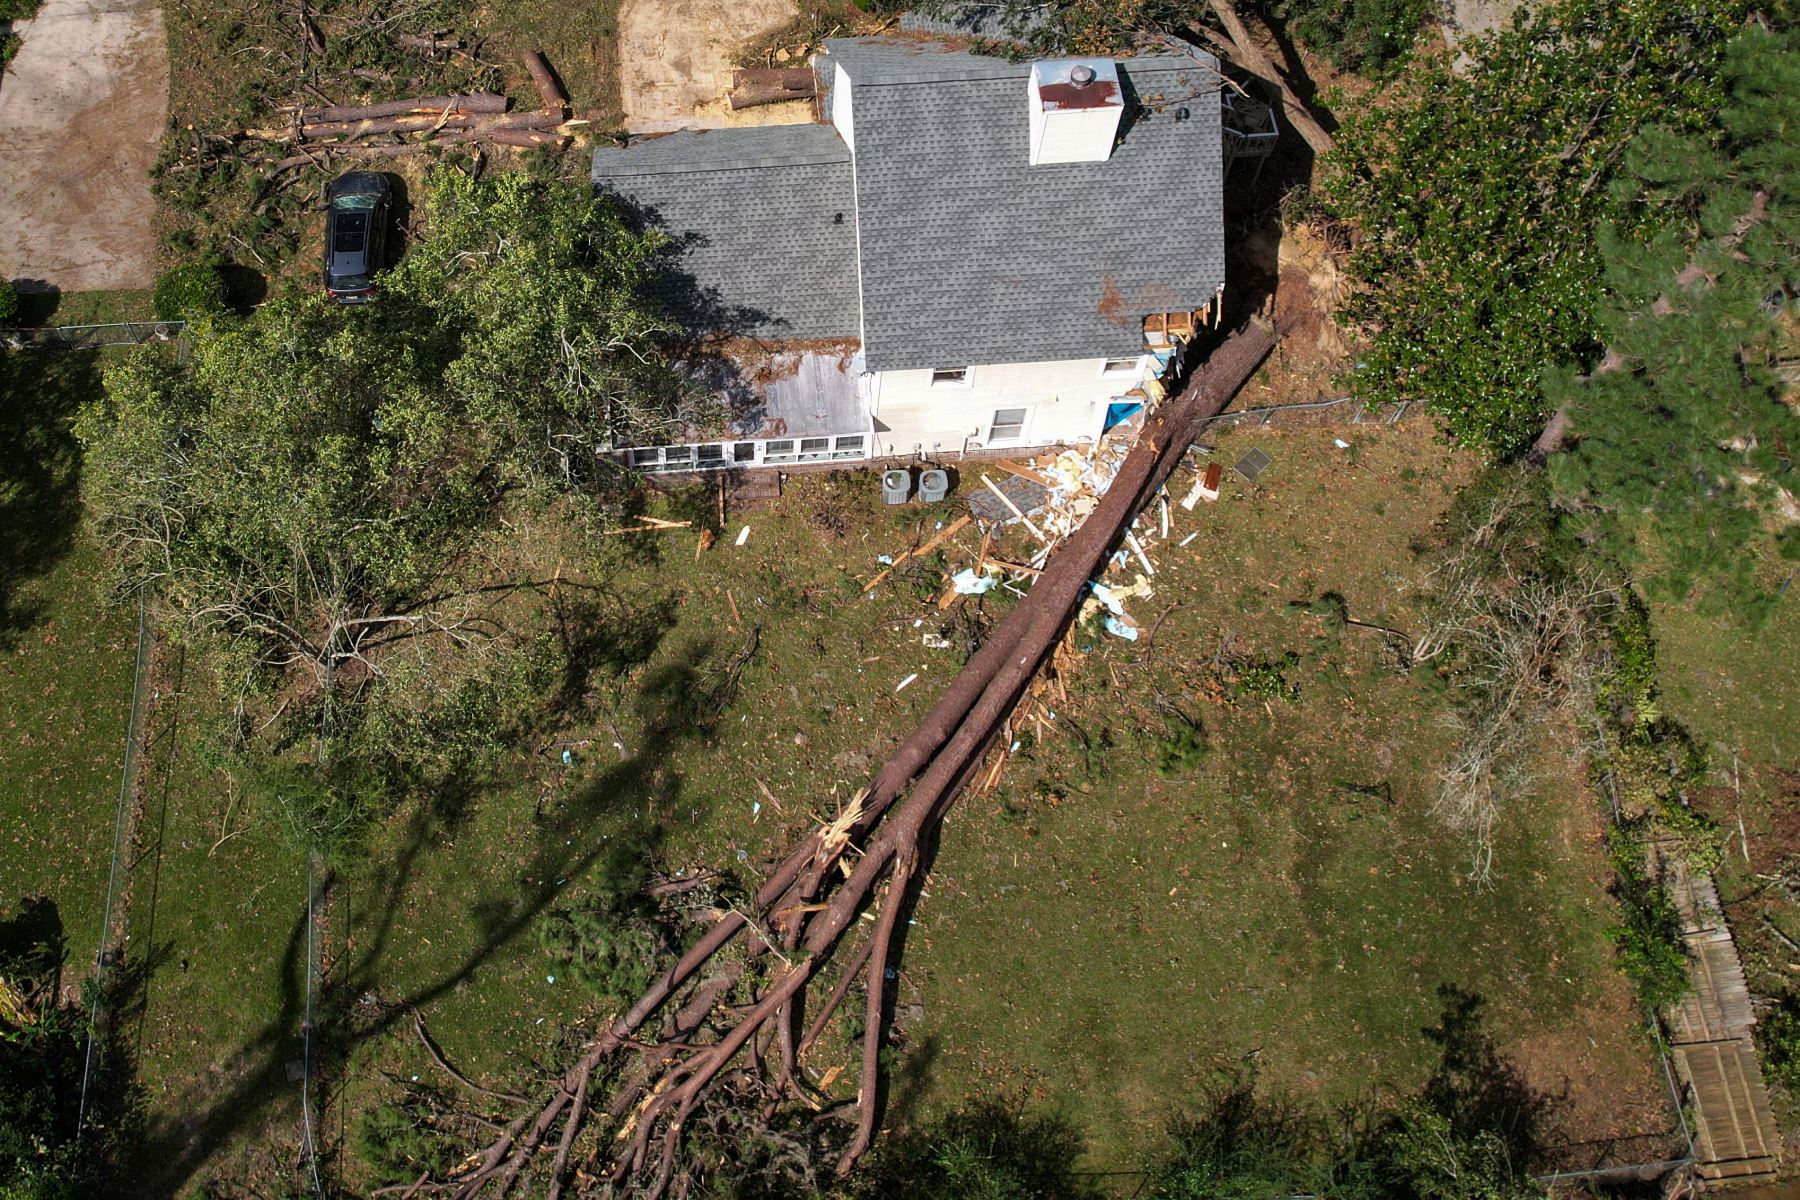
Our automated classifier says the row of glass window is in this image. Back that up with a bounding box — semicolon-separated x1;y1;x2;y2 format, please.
623;434;868;472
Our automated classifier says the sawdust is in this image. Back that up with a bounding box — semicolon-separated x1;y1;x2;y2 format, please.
0;0;168;293
616;0;814;134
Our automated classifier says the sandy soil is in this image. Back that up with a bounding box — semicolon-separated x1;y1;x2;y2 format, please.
0;0;168;294
617;0;813;134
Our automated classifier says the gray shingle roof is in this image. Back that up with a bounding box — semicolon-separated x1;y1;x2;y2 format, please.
592;125;859;340
825;37;1226;371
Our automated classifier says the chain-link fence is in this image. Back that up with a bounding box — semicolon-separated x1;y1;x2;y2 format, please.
2;321;188;351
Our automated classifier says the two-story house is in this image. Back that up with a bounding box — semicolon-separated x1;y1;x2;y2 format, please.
592;32;1235;473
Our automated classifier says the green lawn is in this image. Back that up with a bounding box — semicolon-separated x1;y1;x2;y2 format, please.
0;371;1679;1191
0;347;134;991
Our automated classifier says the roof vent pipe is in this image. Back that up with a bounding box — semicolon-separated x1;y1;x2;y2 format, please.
1069;63;1096;87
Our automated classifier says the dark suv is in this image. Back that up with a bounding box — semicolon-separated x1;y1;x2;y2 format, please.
322;172;392;303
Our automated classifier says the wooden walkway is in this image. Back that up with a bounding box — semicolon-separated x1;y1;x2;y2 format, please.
1658;847;1784;1182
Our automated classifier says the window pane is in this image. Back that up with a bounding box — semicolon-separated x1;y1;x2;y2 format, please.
629;448;660;466
663;445;692;463
931;367;969;386
733;442;756;462
800;437;830;454
834;435;864;451
1102;357;1139;374
765;440;794;455
696;443;724;462
990;408;1027;441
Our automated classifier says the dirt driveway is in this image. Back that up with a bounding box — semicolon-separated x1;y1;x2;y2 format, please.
0;0;168;295
618;0;812;133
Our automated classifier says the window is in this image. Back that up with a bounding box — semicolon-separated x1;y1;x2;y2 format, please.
629;448;661;468
930;367;971;387
799;437;831;460
662;445;692;465
733;442;756;463
989;407;1027;442
764;439;796;462
1101;357;1141;377
832;434;865;459
696;443;724;464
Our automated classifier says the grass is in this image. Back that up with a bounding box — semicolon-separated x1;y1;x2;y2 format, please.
0;355;1679;1190
8;288;154;328
156;0;620;286
0;348;134;971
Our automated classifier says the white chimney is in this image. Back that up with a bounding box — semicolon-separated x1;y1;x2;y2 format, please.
1027;59;1124;166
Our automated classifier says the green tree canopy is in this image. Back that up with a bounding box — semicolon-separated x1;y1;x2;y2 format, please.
1543;22;1800;614
76;168;706;852
1320;0;1751;454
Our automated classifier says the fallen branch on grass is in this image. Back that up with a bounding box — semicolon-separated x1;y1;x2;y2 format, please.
433;321;1279;1199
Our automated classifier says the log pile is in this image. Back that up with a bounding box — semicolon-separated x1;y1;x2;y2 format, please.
729;67;818;111
244;51;580;166
427;321;1280;1200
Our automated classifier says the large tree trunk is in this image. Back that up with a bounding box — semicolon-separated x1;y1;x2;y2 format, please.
439;321;1281;1199
304;92;509;122
1204;0;1335;157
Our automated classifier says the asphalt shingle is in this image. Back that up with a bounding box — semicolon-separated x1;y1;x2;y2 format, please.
825;37;1226;371
591;125;860;339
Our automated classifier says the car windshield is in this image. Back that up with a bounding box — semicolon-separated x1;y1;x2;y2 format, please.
327;273;372;291
332;193;381;211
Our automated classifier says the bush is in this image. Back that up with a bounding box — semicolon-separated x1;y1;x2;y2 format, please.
1756;995;1800;1092
0;0;41;20
151;262;228;321
1272;0;1430;75
0;280;16;326
1605;831;1690;1014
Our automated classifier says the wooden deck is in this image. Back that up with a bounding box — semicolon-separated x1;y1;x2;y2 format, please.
1658;846;1784;1182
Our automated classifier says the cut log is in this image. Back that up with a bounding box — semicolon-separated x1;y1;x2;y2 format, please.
728;67;817;110
480;110;567;131
487;129;572;150
300;113;477;139
304;92;509;122
1202;0;1334;157
399;32;464;52
523;50;570;114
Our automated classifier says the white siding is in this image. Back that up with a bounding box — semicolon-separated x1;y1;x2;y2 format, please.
831;64;855;152
869;355;1148;457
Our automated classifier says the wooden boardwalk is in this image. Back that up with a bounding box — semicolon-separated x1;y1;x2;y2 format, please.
1658;847;1783;1182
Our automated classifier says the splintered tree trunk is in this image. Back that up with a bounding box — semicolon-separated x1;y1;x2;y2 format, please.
443;322;1280;1199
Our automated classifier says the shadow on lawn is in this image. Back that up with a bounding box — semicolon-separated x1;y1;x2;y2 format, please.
130;594;734;1197
0;347;97;649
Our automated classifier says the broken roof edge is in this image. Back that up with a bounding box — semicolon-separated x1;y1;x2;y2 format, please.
820;34;1216;87
590;124;850;180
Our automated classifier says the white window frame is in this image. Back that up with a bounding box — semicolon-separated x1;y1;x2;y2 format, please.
1100;356;1144;378
988;406;1029;444
930;366;973;388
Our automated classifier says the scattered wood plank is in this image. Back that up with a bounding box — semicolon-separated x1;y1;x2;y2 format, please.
862;515;973;592
992;458;1055;487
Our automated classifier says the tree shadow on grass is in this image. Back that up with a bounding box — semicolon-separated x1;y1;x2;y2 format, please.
0;347;98;648
128;603;740;1197
1419;983;1555;1166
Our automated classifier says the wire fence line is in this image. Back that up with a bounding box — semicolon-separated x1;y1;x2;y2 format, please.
2;320;189;351
301;853;327;1200
76;591;152;1142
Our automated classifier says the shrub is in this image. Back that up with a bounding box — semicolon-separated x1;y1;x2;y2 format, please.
1272;0;1430;75
1756;995;1800;1092
0;280;16;326
1605;830;1690;1013
150;262;228;321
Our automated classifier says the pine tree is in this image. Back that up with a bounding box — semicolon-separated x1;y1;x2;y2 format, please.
1543;22;1800;617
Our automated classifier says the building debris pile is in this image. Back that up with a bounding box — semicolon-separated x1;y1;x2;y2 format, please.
435;323;1278;1200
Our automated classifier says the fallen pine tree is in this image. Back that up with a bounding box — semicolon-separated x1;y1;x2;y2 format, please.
400;319;1278;1200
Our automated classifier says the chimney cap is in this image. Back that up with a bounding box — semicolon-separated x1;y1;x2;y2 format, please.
1070;63;1096;87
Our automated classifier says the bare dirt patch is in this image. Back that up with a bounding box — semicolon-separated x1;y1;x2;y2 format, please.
616;0;812;133
0;0;167;293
